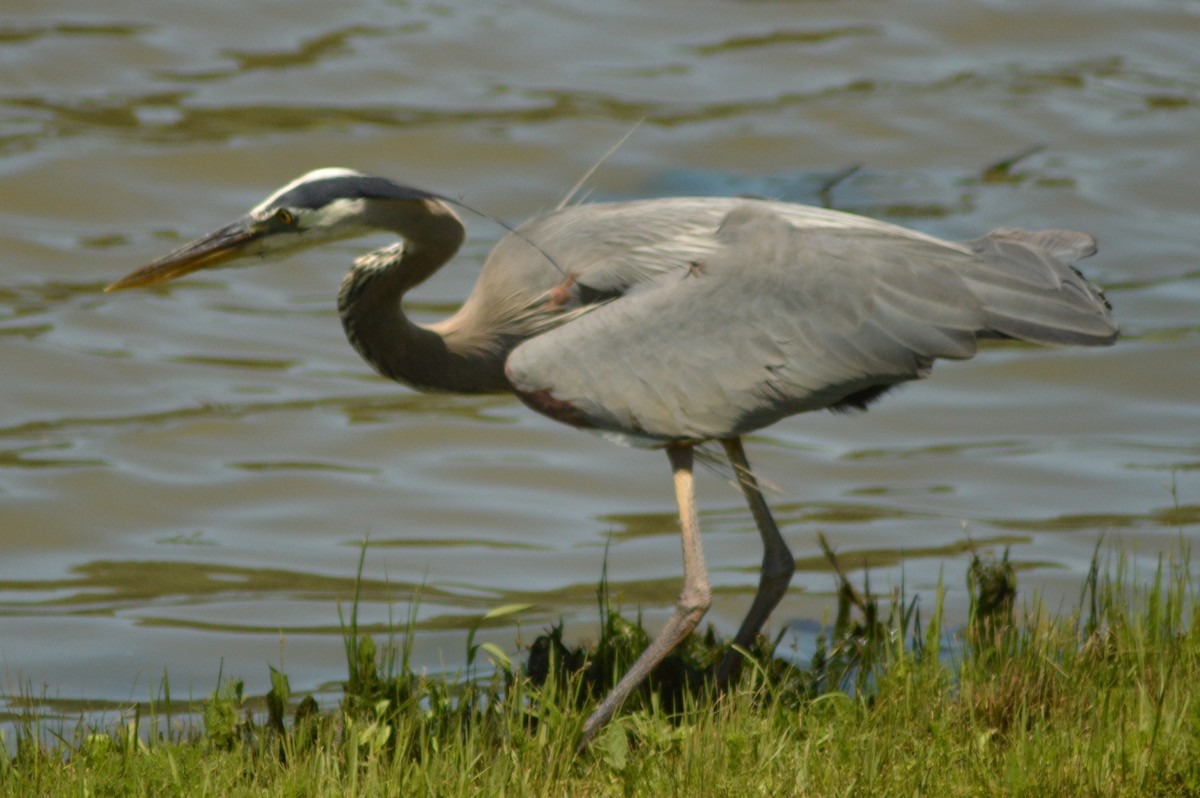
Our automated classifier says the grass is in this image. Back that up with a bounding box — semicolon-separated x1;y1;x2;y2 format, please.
3;540;1199;797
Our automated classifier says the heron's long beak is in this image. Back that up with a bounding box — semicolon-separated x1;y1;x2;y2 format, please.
104;216;264;292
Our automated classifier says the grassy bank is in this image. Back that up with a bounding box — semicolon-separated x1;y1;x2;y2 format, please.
3;543;1198;797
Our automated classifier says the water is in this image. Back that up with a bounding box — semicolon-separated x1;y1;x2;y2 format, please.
2;0;1197;719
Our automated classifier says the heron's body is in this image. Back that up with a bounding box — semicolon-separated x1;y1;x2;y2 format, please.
107;167;1118;747
339;195;934;399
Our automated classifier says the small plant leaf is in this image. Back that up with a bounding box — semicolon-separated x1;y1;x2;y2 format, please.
266;666;291;734
483;603;534;621
597;723;629;772
480;642;512;670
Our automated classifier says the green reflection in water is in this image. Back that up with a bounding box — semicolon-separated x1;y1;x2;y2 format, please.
0;443;105;470
156;531;219;546
594;511;676;542
0;22;149;45
686;25;878;56
0;323;52;340
0;281;108;322
172;355;301;371
230;460;377;475
783;501;927;525
216;27;397;75
792;534;1033;575
0;392;511;443
1;55;1138;156
845;439;1033;461
846;484;955;497
1;695;161;725
362;536;548;552
598;500;933;544
987;503;1199;533
0;560;450;613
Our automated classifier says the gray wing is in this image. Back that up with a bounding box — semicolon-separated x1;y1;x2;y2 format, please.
488;196;970;293
455;196;959;335
442;198;728;351
465;199;727;312
504;204;1117;443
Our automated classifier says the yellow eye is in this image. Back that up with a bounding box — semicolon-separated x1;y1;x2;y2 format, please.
274;208;295;226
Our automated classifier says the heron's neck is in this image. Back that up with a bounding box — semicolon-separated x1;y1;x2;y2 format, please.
337;207;509;394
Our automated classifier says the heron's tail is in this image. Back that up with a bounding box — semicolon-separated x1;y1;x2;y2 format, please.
964;228;1119;346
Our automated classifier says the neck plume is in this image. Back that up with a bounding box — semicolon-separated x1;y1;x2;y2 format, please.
336;198;509;394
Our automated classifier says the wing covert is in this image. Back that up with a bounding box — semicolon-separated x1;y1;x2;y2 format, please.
504;205;990;442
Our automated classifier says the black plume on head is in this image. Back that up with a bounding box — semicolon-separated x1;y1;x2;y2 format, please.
267;175;442;211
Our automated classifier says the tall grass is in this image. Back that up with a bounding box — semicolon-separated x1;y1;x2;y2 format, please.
3;541;1199;796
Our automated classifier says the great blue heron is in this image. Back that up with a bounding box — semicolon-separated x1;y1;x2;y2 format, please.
106;167;1118;745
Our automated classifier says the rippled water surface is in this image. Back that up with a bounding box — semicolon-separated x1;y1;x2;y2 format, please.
2;0;1198;717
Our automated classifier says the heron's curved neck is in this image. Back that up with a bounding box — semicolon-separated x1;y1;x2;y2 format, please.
337;202;508;394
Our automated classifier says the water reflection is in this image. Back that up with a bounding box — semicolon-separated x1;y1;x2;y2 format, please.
8;53;1175;155
0;559;449;618
989;503;1200;534
210;27;396;77
685;26;879;56
0;0;1196;716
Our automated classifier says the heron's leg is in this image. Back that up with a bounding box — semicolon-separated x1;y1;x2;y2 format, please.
716;436;795;687
578;445;711;749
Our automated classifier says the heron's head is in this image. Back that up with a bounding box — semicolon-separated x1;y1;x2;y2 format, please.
105;168;450;291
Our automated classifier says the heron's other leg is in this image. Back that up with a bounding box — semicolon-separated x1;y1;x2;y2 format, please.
716;436;795;687
578;445;712;750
